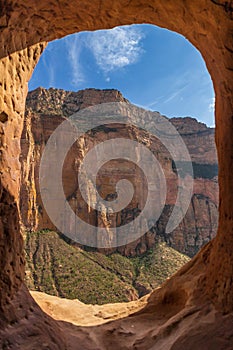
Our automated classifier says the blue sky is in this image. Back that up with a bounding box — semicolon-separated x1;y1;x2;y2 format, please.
29;24;215;127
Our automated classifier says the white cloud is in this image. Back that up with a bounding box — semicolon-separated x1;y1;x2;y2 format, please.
208;97;215;112
86;26;144;73
145;72;191;110
66;34;86;88
162;85;188;104
40;49;55;87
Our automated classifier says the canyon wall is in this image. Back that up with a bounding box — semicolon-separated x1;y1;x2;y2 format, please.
20;87;218;257
0;1;233;349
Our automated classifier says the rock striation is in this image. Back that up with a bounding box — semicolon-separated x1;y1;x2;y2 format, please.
0;1;233;349
20;87;218;258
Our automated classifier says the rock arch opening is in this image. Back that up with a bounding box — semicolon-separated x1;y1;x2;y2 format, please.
0;2;232;349
22;24;219;306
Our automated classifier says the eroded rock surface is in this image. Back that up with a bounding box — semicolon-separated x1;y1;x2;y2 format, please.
20;87;218;257
0;0;233;349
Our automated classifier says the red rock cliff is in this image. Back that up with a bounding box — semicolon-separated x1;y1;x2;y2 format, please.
20;87;218;257
0;1;232;349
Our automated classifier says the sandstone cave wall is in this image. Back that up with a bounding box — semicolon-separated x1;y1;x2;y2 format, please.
0;0;232;342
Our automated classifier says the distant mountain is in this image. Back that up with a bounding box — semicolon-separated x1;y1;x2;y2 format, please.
21;87;218;258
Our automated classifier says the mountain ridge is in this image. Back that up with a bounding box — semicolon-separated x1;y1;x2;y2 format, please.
21;87;218;258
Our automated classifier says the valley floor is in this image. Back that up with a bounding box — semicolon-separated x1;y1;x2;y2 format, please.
24;230;190;304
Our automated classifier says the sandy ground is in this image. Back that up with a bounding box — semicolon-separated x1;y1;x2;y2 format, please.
30;290;149;326
1;279;233;350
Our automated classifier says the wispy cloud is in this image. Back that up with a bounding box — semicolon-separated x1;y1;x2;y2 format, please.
40;48;55;87
146;96;165;109
208;97;215;112
162;85;188;104
66;34;86;88
86;26;144;73
145;78;189;111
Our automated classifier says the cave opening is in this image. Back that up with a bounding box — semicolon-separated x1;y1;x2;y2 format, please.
22;24;219;307
1;2;232;348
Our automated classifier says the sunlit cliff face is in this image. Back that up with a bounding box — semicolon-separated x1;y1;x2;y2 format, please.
21;87;218;258
0;1;232;349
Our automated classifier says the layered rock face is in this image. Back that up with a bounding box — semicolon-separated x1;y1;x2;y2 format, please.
0;1;233;349
20;87;218;257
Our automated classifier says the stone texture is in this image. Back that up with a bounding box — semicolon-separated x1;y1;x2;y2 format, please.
0;45;45;315
20;87;218;258
0;0;232;348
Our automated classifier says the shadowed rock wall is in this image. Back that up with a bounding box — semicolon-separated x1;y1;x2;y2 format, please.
0;1;232;348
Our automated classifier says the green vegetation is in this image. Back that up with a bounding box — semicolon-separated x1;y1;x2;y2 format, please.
172;160;218;179
24;230;190;305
